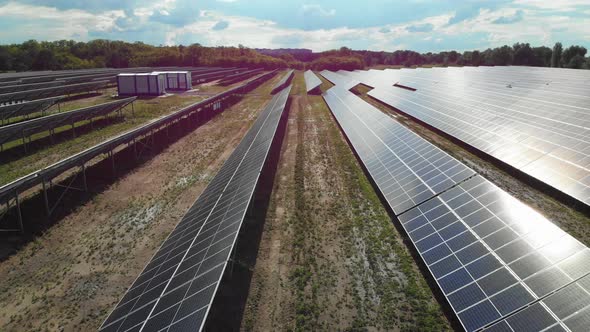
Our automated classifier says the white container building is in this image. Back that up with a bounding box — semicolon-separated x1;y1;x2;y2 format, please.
117;73;167;96
152;71;192;91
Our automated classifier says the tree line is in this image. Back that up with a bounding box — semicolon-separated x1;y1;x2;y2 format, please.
0;39;588;73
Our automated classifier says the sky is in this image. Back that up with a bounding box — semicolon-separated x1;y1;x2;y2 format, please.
0;0;589;52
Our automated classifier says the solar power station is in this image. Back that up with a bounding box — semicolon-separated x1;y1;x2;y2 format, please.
99;84;291;332
304;70;322;94
2;63;589;332
337;66;590;208
321;69;590;332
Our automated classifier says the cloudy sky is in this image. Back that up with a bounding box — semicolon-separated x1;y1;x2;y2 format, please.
0;0;589;52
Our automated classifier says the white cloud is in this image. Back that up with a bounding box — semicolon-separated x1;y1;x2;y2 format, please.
302;4;336;17
134;0;176;19
165;10;453;51
0;2;125;40
440;7;590;47
513;0;590;11
0;0;588;52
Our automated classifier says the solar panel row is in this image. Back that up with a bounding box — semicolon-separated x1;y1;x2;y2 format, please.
321;80;590;331
99;84;291;332
0;96;62;124
191;69;244;84
0;97;136;148
218;68;265;86
304;70;322;94
0;80;67;94
336;67;590;208
0;80;108;105
271;70;294;94
323;85;474;215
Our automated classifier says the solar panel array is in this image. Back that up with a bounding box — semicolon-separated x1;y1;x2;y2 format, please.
0;97;136;147
0;71;278;208
400;176;590;331
0;80;108;104
304;70;322;94
99;84;291;332
0;96;62;123
324;85;475;214
0;80;65;94
485;273;590;331
321;81;590;331
336;66;590;208
191;69;244;84
218;68;264;85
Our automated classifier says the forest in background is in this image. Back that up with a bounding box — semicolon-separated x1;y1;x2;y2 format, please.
0;39;588;72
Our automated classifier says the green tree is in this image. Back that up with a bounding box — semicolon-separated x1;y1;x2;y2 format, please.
562;45;587;68
551;42;563;67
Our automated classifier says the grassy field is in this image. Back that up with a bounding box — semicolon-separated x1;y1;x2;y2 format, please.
241;71;451;331
0;73;285;331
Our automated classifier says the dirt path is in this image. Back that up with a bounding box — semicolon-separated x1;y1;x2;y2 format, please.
241;72;451;331
0;76;282;331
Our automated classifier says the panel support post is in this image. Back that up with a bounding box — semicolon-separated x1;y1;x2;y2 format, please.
42;180;50;217
15;192;24;234
110;150;116;177
81;164;88;192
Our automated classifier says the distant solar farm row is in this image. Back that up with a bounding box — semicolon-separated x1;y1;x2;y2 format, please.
320;67;590;332
0;66;253;105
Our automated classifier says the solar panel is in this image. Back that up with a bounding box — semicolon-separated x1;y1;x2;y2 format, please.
321;83;590;331
484;272;590;331
345;67;590;207
0;96;62;123
0;97;136;148
99;85;291;332
0;80;22;87
271;70;294;94
218;69;265;85
191;69;244;84
304;70;321;94
323;86;474;215
320;70;360;90
400;175;590;331
0;80;65;94
0;80;109;104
